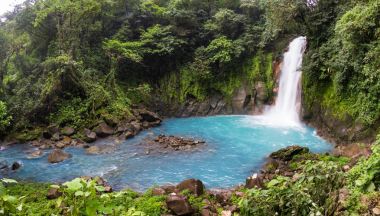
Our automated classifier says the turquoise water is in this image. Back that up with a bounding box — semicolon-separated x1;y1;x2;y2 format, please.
0;116;332;191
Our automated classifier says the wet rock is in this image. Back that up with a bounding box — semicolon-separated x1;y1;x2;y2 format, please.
85;145;115;155
245;173;264;189
269;146;309;161
149;135;205;152
29;150;43;158
86;146;101;155
47;188;62;199
48;149;71;163
11;162;21;171
125;131;135;139
177;179;204;197
166;194;194;216
61;127;75;136
83;129;97;143
94;123;114;137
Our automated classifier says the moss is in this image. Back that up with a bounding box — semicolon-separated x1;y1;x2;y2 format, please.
7;182;60;215
12;127;44;142
159;52;275;105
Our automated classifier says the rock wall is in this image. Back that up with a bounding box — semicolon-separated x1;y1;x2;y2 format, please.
152;80;275;117
153;56;283;117
302;99;378;145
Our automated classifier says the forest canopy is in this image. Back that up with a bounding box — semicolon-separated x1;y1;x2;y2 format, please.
0;0;378;136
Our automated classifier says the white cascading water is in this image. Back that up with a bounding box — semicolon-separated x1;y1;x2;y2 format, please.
261;36;307;127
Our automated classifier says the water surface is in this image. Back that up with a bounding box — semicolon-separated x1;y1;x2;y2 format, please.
0;115;332;191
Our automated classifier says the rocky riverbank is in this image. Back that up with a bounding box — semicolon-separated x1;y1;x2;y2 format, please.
0;108;162;165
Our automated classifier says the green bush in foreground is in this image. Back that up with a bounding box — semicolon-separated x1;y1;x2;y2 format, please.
239;160;345;216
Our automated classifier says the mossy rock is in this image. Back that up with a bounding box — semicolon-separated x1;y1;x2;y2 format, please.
12;127;44;142
270;146;310;161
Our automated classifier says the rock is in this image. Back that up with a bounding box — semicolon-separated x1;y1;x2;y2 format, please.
94;123;114;137
343;165;350;172
86;146;101;155
161;185;177;194
138;109;162;123
125;131;135;139
83;129;97;143
85;145;115;155
152;187;166;196
245;173;264;189
373;207;380;215
51;132;60;141
221;210;232;216
209;189;232;205
47;188;62;199
44;125;60;139
11;162;21;171
62;136;72;145
166;194;194;215
61;127;75;136
201;209;217;216
56;142;66;149
177;179;204;196
47;149;71;163
29;150;43;158
269;146;309;161
131;121;142;132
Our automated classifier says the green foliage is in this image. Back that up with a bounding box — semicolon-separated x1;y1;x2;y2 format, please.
303;0;380;126
204;36;244;66
0;101;11;134
0;178;23;215
240;160;345;215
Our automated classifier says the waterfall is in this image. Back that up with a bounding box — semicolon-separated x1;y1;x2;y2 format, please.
262;36;307;127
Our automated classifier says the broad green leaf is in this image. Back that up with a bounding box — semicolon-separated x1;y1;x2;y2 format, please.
2;178;18;184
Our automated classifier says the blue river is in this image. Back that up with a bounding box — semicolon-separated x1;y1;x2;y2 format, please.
0;115;332;191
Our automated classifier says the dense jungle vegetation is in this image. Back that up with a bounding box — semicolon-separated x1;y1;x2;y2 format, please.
0;0;377;137
1;0;380;215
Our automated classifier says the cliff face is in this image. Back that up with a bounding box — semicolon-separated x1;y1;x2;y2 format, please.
302;100;378;145
152;53;282;118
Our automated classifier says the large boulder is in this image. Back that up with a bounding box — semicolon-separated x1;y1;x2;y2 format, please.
166;194;194;215
269;146;309;161
138;109;162;123
47;149;71;163
177;179;204;196
94;123;114;137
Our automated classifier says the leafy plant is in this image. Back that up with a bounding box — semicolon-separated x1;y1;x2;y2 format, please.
0;178;24;215
240;160;344;215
